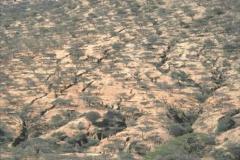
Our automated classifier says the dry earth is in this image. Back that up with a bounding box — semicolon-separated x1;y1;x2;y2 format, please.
0;0;240;159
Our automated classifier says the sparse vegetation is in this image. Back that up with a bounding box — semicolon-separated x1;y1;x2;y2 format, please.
167;107;200;137
51;98;72;106
213;143;240;160
0;123;13;145
145;133;215;160
217;115;235;133
216;109;239;133
50;110;77;128
0;0;239;159
171;70;189;85
168;123;193;137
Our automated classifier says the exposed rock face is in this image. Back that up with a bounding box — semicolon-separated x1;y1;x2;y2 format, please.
0;0;239;159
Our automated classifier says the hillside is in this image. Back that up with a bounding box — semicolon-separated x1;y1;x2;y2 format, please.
0;0;240;159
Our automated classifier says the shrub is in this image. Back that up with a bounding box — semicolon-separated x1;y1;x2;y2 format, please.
85;111;101;124
223;42;239;55
147;34;159;45
0;123;13;145
203;39;216;49
167;107;200;137
216;115;235;133
12;138;59;158
67;132;88;146
167;107;199;125
51;132;68;141
62;132;98;152
154;154;199;160
112;42;123;50
168;123;193;137
195;91;210;103
90;111;127;141
118;152;134;160
213;147;236;160
50;114;66;128
51;98;72;106
50;110;78;129
227;143;240;160
145;133;215;160
133;142;149;156
171;70;189;83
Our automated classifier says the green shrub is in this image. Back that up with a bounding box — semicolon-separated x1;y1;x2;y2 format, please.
213;145;240;160
51;132;68;141
168;123;193;137
167;107;199;125
195;85;211;103
227;143;240;160
167;107;200;137
118;151;134;160
147;34;159;45
0;123;13;145
153;154;199;160
12;138;59;158
216;115;235;133
145;133;215;160
49;110;78;129
85;111;101;123
133;142;149;156
223;42;239;55
51;98;72;106
112;42;123;50
203;39;216;49
182;6;196;18
61;132;99;152
50;114;66;128
171;70;189;83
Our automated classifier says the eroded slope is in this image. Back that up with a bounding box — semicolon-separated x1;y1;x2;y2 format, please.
0;0;239;159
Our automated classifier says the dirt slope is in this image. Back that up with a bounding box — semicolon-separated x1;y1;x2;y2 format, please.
0;0;239;159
